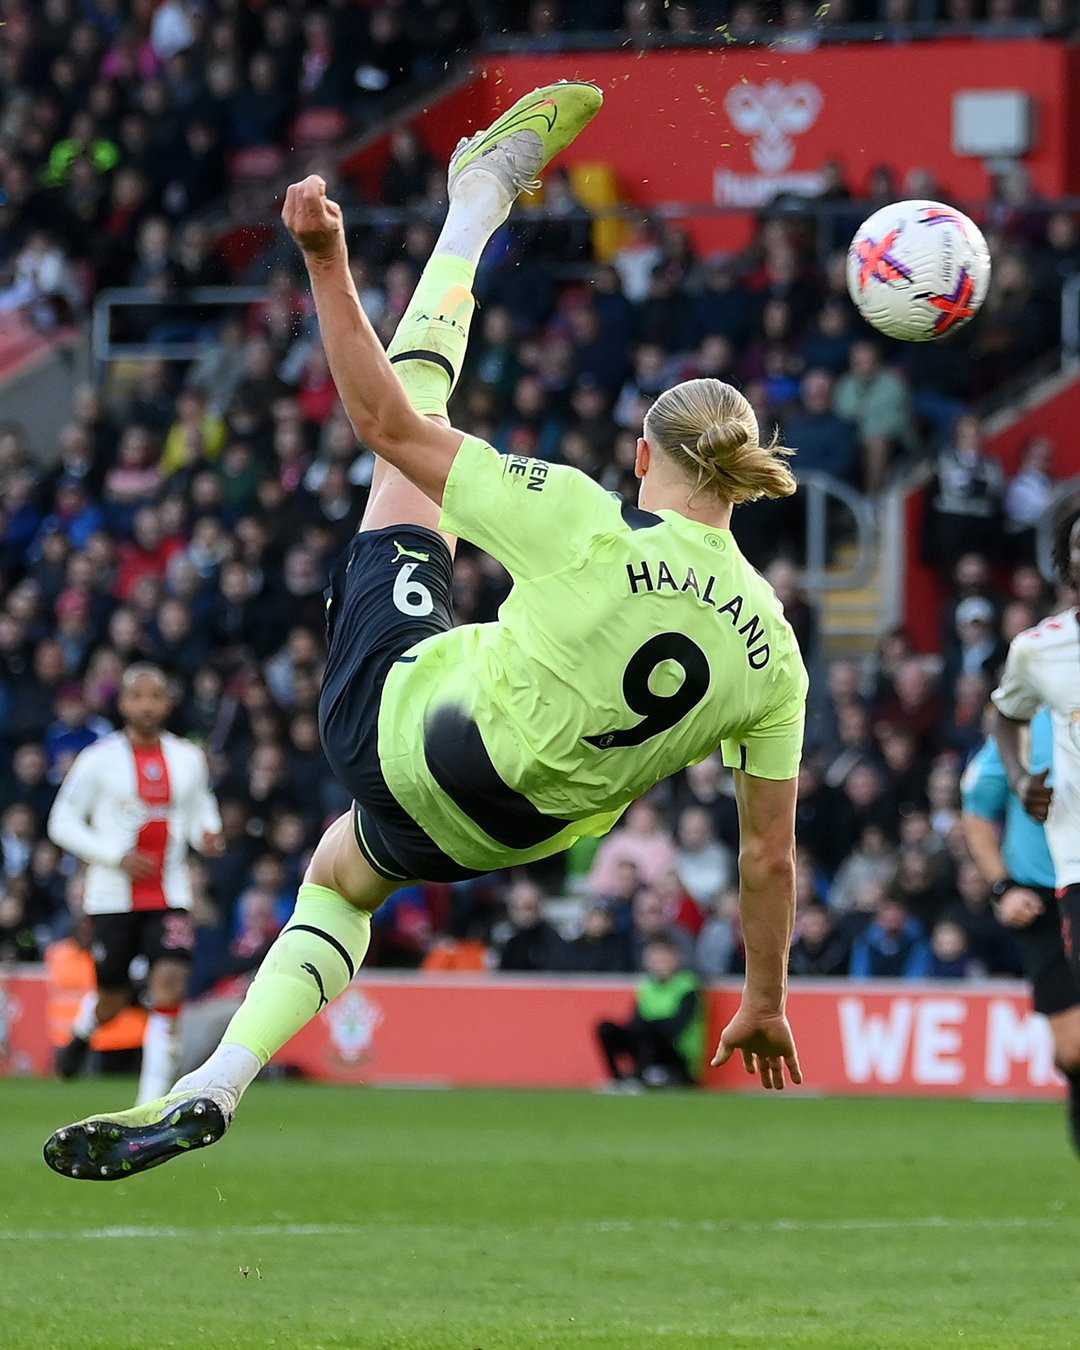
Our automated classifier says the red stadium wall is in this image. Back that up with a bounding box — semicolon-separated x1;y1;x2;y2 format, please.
0;970;1063;1100
343;41;1078;253
903;488;948;654
904;375;1080;652
982;376;1080;477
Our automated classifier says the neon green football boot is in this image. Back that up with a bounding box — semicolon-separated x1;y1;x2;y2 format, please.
43;1087;233;1181
447;79;604;200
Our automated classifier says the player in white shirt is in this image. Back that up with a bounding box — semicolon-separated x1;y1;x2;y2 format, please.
993;507;1080;970
47;664;224;1104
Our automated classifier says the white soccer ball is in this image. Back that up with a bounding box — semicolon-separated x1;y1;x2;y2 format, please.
845;199;991;342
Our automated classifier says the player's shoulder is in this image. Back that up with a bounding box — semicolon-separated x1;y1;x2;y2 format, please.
162;731;205;763
1011;607;1077;651
71;730;124;765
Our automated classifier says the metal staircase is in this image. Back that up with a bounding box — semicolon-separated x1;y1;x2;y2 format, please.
815;540;887;658
798;470;892;660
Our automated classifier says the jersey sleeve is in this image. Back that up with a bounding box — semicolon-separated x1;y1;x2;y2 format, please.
47;747;127;868
720;658;808;781
439;434;624;580
960;739;1008;821
184;744;223;849
991;635;1043;721
720;701;806;782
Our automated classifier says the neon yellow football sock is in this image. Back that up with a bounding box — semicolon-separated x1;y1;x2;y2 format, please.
221;882;371;1066
385;254;476;418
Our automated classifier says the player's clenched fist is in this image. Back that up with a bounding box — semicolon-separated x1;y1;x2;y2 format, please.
1017;767;1053;824
282;175;345;263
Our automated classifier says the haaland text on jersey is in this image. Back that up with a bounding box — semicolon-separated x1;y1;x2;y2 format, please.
625;559;771;668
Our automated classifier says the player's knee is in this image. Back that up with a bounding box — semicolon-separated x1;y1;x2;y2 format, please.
304;814;348;889
303;812;389;910
149;962;189;1008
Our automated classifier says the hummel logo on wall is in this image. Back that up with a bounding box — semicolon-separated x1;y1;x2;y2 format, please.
715;80;825;207
725;80;823;175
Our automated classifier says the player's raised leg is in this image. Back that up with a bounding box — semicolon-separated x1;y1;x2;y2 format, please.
42;80;603;1182
357;79;604;538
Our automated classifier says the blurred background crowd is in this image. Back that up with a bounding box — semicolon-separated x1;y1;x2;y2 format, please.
0;0;1077;1006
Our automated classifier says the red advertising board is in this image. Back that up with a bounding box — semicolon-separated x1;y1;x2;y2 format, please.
278;976;1063;1099
345;42;1078;254
0;971;49;1077
769;981;1061;1097
4;971;1055;1099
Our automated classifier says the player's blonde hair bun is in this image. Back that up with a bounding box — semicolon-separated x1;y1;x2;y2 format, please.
644;378;797;505
697;420;750;460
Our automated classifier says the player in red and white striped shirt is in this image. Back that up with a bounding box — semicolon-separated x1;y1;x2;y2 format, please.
47;664;224;1104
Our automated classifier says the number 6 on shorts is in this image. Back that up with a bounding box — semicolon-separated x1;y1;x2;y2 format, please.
393;562;434;617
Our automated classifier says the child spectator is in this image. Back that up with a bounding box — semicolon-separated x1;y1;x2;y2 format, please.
595;935;703;1089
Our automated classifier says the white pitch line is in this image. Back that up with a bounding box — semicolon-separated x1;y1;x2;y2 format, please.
0;1215;1074;1242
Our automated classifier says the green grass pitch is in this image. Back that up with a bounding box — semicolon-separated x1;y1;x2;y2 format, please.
3;1079;1078;1348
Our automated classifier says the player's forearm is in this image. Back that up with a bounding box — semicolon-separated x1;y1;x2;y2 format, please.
738;846;796;1010
993;711;1029;792
47;808;126;868
961;813;1008;885
188;795;223;850
304;247;433;476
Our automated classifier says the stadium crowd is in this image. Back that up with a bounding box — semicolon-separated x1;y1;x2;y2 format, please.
0;1;1076;1002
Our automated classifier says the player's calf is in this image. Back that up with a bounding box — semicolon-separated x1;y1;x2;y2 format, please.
1049;1006;1080;1159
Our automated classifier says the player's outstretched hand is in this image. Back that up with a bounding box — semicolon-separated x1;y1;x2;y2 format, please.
1017;768;1053;824
282;176;345;264
711;1003;802;1091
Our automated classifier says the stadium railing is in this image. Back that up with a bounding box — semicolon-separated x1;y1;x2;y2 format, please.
90;286;270;371
477;19;1060;53
798;468;877;593
1061;274;1080;368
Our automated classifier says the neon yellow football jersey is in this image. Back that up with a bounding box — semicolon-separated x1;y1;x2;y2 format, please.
376;435;808;873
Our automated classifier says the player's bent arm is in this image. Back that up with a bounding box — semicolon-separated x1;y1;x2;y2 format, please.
993;710;1031;794
185;748;224;850
960;811;1009;888
733;770;799;1012
47;756;126;868
287;181;462;504
994;708;1053;823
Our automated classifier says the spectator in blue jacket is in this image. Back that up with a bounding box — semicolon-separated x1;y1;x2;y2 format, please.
850;898;933;978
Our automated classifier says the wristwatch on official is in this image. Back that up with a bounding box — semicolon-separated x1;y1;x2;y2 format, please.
989;878;1017;900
